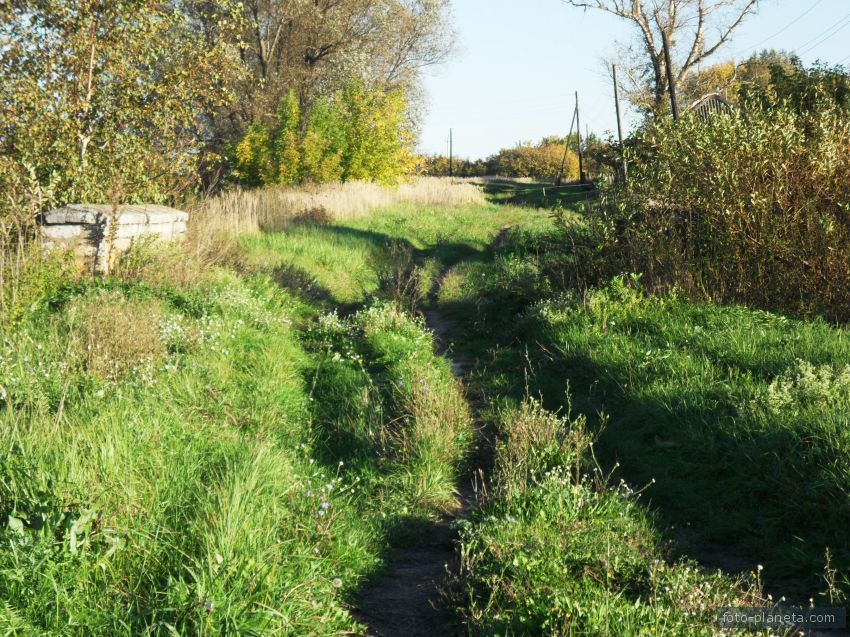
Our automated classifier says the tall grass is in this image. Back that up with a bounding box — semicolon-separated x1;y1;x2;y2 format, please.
0;256;472;633
191;177;486;240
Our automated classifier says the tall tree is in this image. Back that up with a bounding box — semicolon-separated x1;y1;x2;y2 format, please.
566;0;761;116
218;0;455;136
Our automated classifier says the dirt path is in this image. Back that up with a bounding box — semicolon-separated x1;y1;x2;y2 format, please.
352;269;484;637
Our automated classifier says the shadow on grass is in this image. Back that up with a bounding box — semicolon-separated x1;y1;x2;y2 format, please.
263;223;491;311
419;226;850;602
482;179;597;209
463;305;850;600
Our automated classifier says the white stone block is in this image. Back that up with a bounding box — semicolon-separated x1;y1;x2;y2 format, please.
43;207;88;225
146;211;179;224
41;224;83;240
147;223;175;238
116;224;143;238
115;212;147;225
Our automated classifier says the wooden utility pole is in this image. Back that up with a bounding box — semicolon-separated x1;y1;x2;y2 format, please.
661;30;679;120
612;64;628;183
575;92;585;183
557;108;577;185
449;128;453;177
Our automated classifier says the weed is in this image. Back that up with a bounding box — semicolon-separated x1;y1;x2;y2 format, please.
371;241;427;315
79;292;166;383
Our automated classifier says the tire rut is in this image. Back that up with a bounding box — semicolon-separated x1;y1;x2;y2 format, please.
352;266;486;637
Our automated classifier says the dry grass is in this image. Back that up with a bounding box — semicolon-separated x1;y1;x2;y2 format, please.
81;293;166;382
189;177;486;240
467;176;539;184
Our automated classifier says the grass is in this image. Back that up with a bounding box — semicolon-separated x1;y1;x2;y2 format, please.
240;201;553;307
479;179;597;210
523;282;850;593
456;399;768;636
0;243;471;632
4;176;848;635
438;212;850;623
190;177;487;239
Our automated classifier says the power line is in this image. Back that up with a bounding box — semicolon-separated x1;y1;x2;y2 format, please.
733;0;825;57
796;13;850;56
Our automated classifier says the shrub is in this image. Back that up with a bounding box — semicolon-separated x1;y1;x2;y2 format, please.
592;100;850;320
231;84;415;187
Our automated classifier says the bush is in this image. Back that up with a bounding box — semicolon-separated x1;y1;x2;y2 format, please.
592;101;850;320
232;84;415;187
371;241;427;315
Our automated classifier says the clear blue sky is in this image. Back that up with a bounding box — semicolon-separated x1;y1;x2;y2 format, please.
419;0;850;159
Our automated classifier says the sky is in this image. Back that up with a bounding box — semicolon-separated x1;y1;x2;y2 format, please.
418;0;850;160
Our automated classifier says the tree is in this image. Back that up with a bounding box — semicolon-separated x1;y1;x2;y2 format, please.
230;81;415;186
212;0;455;142
566;0;761;116
676;51;850;112
0;0;244;210
738;53;850;112
488;139;580;180
274;91;302;185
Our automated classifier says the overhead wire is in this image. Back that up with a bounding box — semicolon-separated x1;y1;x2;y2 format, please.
795;13;850;56
732;0;825;57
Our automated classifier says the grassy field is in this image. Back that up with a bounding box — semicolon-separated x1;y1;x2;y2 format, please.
0;228;471;632
240;200;553;307
2;179;847;635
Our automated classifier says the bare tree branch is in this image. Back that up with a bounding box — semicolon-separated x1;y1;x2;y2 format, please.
566;0;763;115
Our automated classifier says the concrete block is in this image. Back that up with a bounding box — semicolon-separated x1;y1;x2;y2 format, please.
116;224;143;238
39;203;189;273
115;212;148;225
42;224;83;240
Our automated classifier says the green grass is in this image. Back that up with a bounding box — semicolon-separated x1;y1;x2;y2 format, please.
481;179;597;209
441;219;850;616
456;399;766;637
5;180;847;635
523;281;850;593
0;255;471;633
240;202;553;307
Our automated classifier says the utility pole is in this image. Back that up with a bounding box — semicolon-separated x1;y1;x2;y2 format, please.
449;128;453;178
661;30;679;120
612;64;628;183
557;108;577;186
575;92;585;183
